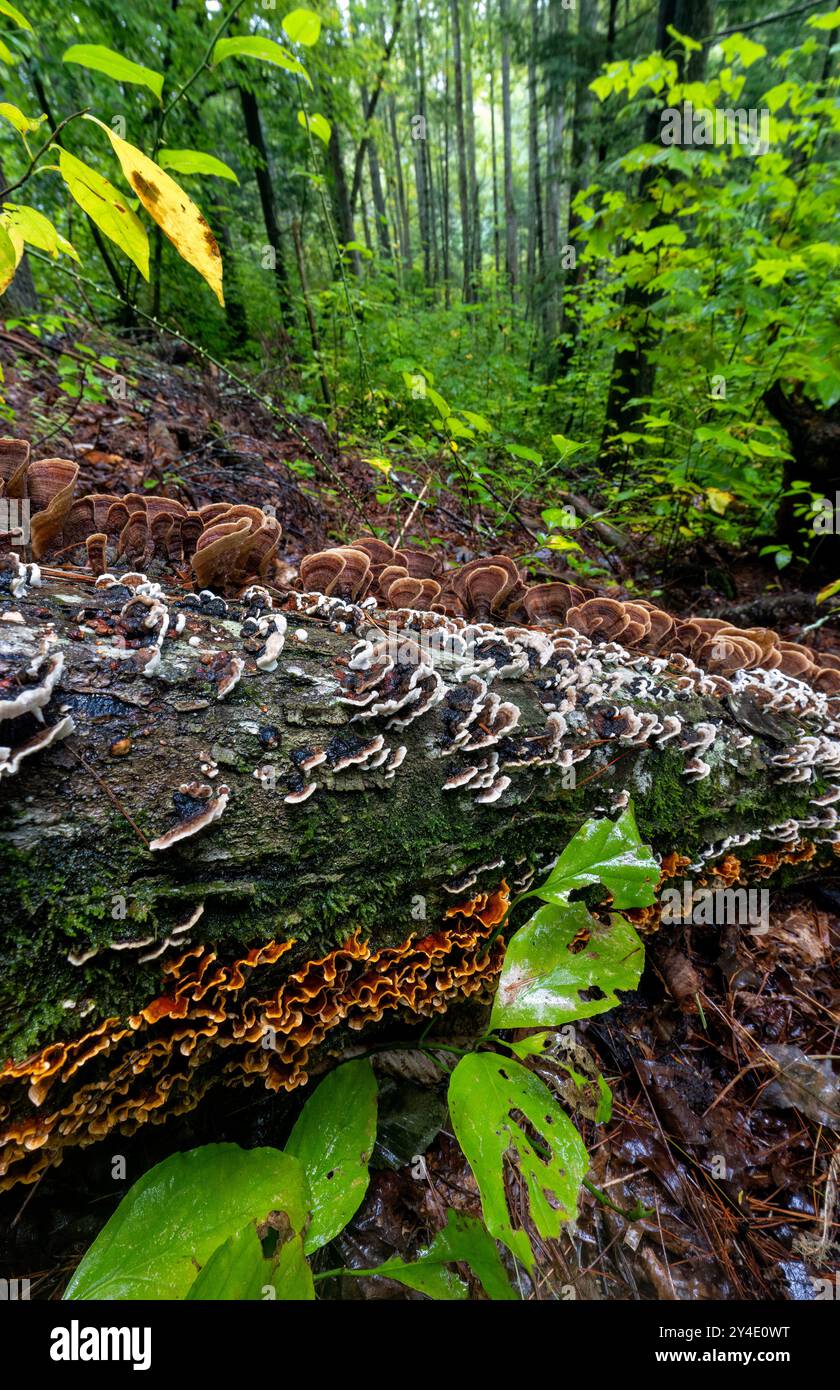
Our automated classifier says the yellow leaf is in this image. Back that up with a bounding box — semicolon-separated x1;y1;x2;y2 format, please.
84;114;224;305
0;222;21;295
706;486;735;515
59;147;149;279
817;578;840;605
362;455;392;475
1;203;79;261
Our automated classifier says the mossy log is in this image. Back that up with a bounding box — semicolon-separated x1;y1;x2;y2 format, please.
0;568;838;1185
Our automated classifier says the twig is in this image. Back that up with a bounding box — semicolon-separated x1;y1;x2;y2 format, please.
0;108;89;200
69;749;150;848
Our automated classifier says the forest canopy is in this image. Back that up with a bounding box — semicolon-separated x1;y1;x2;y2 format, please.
1;0;838;587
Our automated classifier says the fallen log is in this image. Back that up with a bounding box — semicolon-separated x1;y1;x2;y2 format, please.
1;553;839;1190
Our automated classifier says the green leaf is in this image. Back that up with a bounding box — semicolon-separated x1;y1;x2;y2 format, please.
297;110;331;145
491;900;645;1028
62;44;164;100
719;33;767;68
185;1223;271;1300
807;7;840;30
0;222;19;296
158;148;239;183
462;409;492;433
212;35;312;88
425;385;450;418
448;1053;588;1268
0;101;45;135
525;806;659;910
185;1224;314;1300
64;1144;308;1300
84;115;224;304
506;442;542;463
282;7;322;45
285;1059;377;1253
0;36;19;64
58;147;150;279
360;1211;515;1300
551;431;585;458
1;204;78;262
0;0;30;27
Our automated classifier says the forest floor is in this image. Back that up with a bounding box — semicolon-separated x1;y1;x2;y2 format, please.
1;324;838;1301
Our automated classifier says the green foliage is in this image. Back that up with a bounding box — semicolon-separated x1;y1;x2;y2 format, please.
65;1144;309;1300
285;1057;377;1253
448;1053;589;1269
65;808;655;1300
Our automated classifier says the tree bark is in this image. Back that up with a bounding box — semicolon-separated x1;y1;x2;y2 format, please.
451;0;473;302
500;0;518;294
1;571;834;1071
238;84;297;337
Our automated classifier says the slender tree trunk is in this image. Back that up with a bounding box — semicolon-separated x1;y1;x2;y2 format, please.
412;2;431;283
361;87;393;260
291;217;331;405
526;0;544;313
463;0;481;292
500;0;518;294
388;92;412;270
451;0;473;302
488;2;502;280
238;84;296;337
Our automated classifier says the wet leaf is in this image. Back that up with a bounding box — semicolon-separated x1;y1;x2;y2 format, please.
448;1052;588;1268
64;1144;308;1299
297;110;331;145
492;901;645;1027
360;1211;515;1300
84;115;223;304
158;148;239;183
185;1224;314;1300
58;147;149;279
1;203;78;261
0;223;19;295
523;805;658;910
285;1058;377;1253
212;35;312;88
283;8;322;46
0;101;46;135
62;44;164;100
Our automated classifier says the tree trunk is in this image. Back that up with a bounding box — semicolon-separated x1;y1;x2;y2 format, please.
526;0;544;313
2;567;837;1186
600;0;715;445
361;88;393;260
451;0;473;302
488;1;502;279
388;91;412;270
238;84;297;337
500;0;518;294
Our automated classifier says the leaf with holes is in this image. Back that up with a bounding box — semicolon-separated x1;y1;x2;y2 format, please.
84;115;223;304
64;1144;308;1299
185;1224;314;1300
522;806;658;910
448;1053;588;1269
492;900;644;1028
285;1058;377;1253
